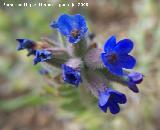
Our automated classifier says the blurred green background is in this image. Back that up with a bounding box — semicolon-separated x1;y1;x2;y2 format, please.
0;0;160;130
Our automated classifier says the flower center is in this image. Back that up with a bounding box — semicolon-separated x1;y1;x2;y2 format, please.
106;53;117;63
71;29;80;38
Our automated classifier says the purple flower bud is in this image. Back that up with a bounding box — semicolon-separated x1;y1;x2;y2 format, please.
128;72;143;84
126;72;143;93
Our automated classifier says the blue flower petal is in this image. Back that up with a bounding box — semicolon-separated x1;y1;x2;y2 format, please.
101;53;110;67
57;14;73;35
34;57;41;65
73;14;87;30
108;65;123;76
109;101;120;114
104;36;116;52
128;82;139;93
82;27;88;34
118;54;136;69
110;90;127;104
50;21;59;28
114;39;133;54
98;90;110;107
98;103;108;113
98;90;109;113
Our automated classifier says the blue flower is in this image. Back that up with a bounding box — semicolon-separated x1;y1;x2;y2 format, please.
101;36;136;76
50;14;88;44
127;72;143;93
34;50;52;65
98;88;127;114
16;38;36;56
16;38;35;51
62;64;82;86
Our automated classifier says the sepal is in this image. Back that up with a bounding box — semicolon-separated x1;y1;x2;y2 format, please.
67;39;88;57
82;69;109;97
41;37;59;47
45;48;70;68
84;48;104;70
65;58;83;70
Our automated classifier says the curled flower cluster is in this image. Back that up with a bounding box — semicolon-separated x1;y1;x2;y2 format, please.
17;14;143;114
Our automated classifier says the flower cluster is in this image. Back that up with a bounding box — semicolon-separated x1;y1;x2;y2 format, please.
17;14;143;114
